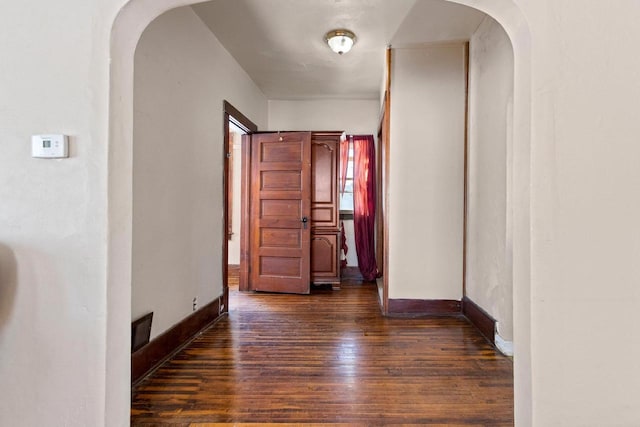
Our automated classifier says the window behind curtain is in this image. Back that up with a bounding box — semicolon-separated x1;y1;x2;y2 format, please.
339;144;354;213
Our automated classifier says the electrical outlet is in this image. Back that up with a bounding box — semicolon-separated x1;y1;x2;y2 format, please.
192;297;197;312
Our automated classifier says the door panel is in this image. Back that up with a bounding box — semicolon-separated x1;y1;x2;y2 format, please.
250;132;312;294
260;199;301;219
261;171;301;190
260;228;302;248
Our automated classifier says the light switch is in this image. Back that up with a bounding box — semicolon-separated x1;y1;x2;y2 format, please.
32;134;69;158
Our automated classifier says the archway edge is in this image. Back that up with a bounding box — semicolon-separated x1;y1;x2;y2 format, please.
106;1;532;426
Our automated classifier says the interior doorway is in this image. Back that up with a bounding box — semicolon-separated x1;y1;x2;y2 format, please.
109;2;532;425
223;100;257;311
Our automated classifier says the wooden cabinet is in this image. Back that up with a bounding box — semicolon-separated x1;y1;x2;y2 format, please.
310;132;342;289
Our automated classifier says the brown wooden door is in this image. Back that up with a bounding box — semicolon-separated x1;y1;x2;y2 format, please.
249;132;312;294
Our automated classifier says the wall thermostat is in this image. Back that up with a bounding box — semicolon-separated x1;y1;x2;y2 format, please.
32;134;69;158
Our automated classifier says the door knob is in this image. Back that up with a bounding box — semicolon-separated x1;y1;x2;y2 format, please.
301;217;308;229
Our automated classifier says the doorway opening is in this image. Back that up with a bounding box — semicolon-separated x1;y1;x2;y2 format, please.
223;100;257;312
109;1;532;425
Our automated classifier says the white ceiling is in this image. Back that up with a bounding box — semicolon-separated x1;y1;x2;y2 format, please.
192;0;485;100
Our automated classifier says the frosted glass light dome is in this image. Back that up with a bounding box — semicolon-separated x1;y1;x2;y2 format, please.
325;30;356;55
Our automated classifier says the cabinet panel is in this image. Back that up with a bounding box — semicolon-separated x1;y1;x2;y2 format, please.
311;231;340;287
311;206;335;224
311;135;339;229
312;142;334;203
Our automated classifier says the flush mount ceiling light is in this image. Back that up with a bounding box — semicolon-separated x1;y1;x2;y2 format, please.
324;29;357;55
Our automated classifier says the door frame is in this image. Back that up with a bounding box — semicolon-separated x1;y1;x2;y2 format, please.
376;48;392;315
223;100;257;310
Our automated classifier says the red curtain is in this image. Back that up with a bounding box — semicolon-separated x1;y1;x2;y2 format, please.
352;135;379;281
339;135;350;267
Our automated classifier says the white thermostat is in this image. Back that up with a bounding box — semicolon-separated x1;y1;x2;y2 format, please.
32;134;69;158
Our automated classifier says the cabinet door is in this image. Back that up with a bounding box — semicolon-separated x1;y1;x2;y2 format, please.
311;134;340;230
311;231;340;286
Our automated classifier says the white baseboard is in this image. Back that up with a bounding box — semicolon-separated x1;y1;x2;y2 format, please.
495;333;514;356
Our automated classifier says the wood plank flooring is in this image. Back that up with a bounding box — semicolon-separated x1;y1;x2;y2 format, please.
131;273;513;426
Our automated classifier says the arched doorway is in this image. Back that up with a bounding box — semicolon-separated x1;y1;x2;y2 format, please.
107;1;532;425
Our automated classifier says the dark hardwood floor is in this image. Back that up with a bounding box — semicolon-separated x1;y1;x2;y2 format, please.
131;270;514;426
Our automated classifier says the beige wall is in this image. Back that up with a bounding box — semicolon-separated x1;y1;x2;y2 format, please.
388;44;466;300
268;99;380;267
466;16;514;346
521;1;640;424
132;7;267;339
1;0;640;426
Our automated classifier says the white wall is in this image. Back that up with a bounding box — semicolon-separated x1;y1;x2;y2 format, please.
521;1;640;425
466;16;514;343
0;0;111;425
228;130;243;265
388;44;466;300
268;99;380;267
341;220;357;267
132;7;267;339
268;99;379;135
